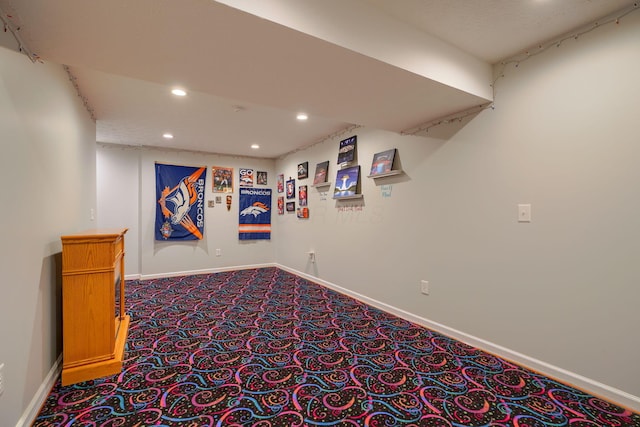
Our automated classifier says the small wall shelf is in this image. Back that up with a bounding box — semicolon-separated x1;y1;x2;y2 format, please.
311;181;331;188
338;161;355;169
333;194;364;200
367;170;403;179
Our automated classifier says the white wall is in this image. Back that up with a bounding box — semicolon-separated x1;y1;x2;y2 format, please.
96;144;141;275
96;144;277;277
275;12;640;407
0;48;97;425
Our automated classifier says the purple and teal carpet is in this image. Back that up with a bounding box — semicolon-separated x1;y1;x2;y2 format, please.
35;267;639;426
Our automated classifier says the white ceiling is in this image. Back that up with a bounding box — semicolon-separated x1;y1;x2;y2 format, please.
367;0;635;64
0;0;635;158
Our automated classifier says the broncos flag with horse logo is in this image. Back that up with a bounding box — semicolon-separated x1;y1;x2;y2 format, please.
155;163;206;240
239;188;272;240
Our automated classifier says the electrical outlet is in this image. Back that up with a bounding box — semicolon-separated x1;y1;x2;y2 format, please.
215;249;221;257
0;363;5;396
518;204;531;222
421;280;429;295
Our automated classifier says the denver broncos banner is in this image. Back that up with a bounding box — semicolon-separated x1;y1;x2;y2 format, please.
239;188;272;240
155;163;206;240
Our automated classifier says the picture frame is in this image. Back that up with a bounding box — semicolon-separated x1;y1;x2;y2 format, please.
369;148;396;176
298;162;309;179
313;161;329;185
277;174;284;193
286;201;295;212
239;168;254;187
256;171;268;185
277;196;284;215
212;166;233;193
286;178;296;199
337;135;357;164
299;185;308;206
333;165;360;198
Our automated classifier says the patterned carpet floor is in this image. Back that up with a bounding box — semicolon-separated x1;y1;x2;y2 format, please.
34;267;639;426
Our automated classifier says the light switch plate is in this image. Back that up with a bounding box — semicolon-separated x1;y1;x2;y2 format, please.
421;280;429;295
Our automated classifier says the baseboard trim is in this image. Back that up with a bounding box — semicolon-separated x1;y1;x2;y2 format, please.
277;264;640;413
138;263;276;280
17;354;62;427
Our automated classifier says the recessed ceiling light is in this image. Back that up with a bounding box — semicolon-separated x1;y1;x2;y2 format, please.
163;133;174;139
171;88;187;97
251;144;260;149
296;113;308;121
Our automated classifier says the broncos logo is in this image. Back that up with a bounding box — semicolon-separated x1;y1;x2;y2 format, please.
157;166;206;240
240;202;269;217
166;178;196;225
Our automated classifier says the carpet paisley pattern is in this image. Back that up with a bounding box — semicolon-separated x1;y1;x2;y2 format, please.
35;268;639;426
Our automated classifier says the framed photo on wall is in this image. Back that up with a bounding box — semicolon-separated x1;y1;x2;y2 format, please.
277;174;284;193
313;161;329;185
286;178;295;199
333;165;360;199
257;171;268;185
298;162;309;179
212;166;233;193
299;185;308;206
239;168;254;187
277;196;284;215
369;149;396;176
337;135;356;164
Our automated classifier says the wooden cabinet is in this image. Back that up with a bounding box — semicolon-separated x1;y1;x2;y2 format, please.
61;228;130;385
